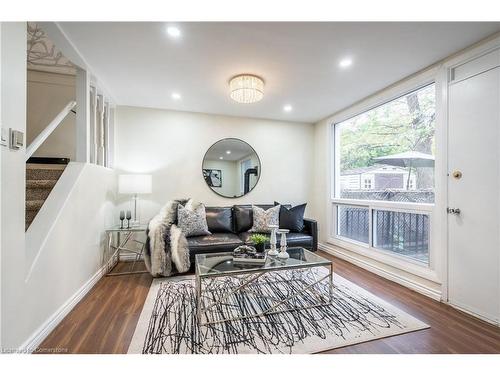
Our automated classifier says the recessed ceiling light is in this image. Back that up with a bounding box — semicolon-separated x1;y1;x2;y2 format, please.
283;104;293;112
339;58;353;68
219;156;223;160
226;150;231;154
166;26;181;38
171;92;181;100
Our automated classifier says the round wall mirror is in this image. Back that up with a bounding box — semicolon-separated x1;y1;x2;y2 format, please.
202;138;261;198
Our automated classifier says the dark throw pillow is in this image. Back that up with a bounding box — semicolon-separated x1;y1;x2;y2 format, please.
275;202;307;232
234;206;253;233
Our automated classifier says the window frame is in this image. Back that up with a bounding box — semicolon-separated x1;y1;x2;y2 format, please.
328;78;440;281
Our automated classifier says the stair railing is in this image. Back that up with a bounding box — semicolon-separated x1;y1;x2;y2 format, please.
25;100;77;161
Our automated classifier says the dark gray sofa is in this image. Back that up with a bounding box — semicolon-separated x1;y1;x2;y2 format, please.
186;204;318;264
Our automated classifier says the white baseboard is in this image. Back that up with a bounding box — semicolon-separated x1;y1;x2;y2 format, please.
447;300;500;327
18;262;109;353
319;243;442;301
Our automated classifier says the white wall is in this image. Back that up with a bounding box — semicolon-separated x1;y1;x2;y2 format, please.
114;106;314;223
0;21;3;345
0;22;116;350
1;22;27;350
27;70;76;160
20;163;115;349
311;118;330;245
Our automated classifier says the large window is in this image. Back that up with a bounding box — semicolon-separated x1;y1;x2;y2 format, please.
336;83;435;203
332;84;435;265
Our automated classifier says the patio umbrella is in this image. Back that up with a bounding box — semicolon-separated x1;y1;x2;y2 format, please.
373;151;435;189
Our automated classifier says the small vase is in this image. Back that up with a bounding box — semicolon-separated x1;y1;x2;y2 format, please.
255;243;265;253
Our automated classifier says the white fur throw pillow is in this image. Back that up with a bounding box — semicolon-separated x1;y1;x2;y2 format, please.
177;202;211;237
250;205;280;233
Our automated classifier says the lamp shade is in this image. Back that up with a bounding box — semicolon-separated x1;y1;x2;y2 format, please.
118;174;152;194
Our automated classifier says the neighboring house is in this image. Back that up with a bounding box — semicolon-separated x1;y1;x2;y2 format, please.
340;165;417;190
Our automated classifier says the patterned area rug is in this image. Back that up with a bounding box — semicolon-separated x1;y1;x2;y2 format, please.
128;269;429;354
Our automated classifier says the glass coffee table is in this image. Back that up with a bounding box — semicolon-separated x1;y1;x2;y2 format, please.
195;247;334;325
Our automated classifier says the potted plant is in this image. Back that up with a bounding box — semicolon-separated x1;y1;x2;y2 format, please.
249;234;269;253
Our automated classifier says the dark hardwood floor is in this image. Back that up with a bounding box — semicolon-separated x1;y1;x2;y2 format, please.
38;252;500;354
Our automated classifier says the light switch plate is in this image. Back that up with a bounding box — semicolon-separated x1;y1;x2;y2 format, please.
9;128;24;150
0;128;8;147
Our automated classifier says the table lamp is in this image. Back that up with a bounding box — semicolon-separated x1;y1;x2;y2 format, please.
118;174;152;226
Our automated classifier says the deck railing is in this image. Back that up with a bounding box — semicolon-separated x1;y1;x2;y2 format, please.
335;196;431;264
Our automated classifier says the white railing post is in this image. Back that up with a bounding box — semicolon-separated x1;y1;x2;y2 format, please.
89;86;97;164
25;100;76;161
103;101;110;167
75;68;90;163
107;106;115;169
96;94;105;166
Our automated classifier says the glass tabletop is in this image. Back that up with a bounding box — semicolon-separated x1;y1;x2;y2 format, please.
106;224;148;232
195;247;331;277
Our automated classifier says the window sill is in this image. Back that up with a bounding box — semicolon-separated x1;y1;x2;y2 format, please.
331;198;434;212
327;236;441;283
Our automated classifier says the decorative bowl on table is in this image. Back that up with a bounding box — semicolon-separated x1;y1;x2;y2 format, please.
232;245;267;265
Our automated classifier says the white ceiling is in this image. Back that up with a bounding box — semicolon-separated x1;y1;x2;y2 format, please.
57;22;500;123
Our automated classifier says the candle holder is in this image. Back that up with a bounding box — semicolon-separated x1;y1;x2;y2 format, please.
268;225;279;256
277;229;290;259
126;210;132;229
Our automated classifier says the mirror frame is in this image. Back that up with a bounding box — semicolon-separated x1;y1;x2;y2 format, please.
201;137;262;199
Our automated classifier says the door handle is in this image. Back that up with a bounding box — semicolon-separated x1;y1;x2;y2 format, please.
447;207;461;215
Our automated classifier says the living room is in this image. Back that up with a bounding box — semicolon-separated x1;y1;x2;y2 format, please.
1;0;500;372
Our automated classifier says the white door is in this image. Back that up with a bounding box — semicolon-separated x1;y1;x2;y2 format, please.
448;53;500;324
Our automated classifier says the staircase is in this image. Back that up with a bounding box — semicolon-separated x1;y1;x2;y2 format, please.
26;161;68;230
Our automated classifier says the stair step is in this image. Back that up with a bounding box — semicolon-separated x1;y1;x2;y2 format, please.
26;167;64;181
26;179;57;189
26;163;66;170
26;187;52;201
26;157;70;165
25;210;38;230
25;162;67;231
26;199;45;211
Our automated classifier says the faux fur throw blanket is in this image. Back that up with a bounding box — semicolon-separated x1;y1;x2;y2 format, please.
144;199;191;277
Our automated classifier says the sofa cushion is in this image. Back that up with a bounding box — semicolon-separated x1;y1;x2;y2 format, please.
205;207;233;233
187;233;243;252
284;232;313;242
275;202;307;232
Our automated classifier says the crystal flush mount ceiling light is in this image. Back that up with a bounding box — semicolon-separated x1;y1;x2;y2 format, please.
229;74;264;104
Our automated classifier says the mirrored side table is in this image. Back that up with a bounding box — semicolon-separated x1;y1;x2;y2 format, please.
104;225;149;276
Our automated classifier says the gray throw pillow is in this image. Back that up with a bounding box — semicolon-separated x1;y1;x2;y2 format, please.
177;202;211;237
250;205;280;233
